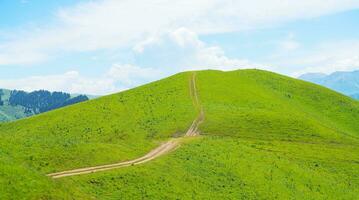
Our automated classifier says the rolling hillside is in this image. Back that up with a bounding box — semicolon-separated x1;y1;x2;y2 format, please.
0;89;89;122
0;70;358;199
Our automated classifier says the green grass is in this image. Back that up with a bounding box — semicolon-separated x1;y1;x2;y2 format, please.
62;136;359;199
0;72;195;199
0;69;358;199
0;153;92;199
197;70;359;141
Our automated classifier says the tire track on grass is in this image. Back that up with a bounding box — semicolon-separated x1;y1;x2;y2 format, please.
48;72;204;179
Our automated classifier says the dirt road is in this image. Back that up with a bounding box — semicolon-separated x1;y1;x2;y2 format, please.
47;73;204;179
185;73;204;137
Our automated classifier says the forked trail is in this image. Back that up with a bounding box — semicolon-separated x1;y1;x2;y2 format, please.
48;73;204;179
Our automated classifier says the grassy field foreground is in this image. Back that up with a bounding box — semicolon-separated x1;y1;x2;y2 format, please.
0;69;358;199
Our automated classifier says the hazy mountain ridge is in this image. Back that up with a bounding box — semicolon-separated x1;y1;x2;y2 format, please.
0;88;89;122
299;70;359;99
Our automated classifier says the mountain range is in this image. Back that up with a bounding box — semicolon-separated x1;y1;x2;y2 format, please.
0;69;358;199
0;89;90;122
299;70;359;99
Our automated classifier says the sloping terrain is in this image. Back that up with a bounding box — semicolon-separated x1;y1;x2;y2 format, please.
0;72;196;199
0;89;89;122
47;73;203;178
0;70;358;199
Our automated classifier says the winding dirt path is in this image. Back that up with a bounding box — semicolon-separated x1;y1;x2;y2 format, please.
185;73;204;137
47;73;204;179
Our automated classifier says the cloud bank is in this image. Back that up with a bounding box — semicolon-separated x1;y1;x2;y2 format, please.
1;0;358;65
0;0;359;94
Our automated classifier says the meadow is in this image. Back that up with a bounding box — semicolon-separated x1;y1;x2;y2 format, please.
0;69;358;199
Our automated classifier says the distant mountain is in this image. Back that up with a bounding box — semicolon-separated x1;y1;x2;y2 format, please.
0;89;89;122
299;70;359;99
299;72;327;81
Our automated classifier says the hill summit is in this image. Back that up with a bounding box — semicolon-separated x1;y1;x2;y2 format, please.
0;69;358;199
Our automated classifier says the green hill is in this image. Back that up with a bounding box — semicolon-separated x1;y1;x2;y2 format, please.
0;70;358;199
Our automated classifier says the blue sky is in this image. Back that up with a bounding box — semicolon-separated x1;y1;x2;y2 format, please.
0;0;359;94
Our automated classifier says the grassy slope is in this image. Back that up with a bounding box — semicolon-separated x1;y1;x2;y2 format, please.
0;72;195;199
61;70;359;200
0;70;358;199
64;137;358;199
199;70;359;141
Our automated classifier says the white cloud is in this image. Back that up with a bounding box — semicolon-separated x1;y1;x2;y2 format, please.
0;28;267;94
1;0;358;93
278;33;300;51
1;0;359;65
0;64;161;95
269;40;359;76
134;28;268;72
107;64;163;86
280;40;300;51
2;36;358;94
